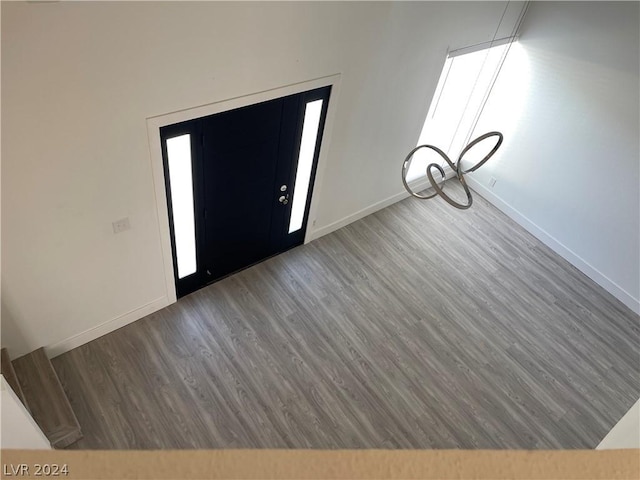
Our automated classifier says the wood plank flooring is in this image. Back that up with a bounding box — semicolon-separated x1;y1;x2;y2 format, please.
52;188;640;449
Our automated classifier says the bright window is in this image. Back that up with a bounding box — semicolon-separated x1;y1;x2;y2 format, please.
166;134;197;279
406;42;511;181
289;99;323;234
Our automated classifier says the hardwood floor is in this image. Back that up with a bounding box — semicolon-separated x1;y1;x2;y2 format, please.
52;188;640;449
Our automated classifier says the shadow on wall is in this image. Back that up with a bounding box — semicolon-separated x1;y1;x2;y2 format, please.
2;294;33;357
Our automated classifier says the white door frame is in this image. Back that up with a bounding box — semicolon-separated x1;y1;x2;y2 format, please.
146;74;342;303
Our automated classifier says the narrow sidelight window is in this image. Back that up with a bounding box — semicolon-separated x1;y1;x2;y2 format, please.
289;99;323;233
166;134;197;278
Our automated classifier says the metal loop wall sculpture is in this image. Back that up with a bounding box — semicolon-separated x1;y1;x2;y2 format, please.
401;131;504;210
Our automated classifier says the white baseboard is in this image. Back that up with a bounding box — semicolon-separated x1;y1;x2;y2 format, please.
307;166;459;242
307;178;431;241
45;296;171;359
466;176;640;315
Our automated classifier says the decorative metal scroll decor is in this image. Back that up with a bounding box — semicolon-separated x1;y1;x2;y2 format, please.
401;131;503;210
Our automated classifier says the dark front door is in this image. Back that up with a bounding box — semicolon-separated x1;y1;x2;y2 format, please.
161;86;331;298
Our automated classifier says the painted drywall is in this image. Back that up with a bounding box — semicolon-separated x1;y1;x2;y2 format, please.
2;2;514;357
467;1;640;314
0;375;51;449
597;398;640;449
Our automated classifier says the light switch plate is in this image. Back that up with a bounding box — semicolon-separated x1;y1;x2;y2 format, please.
112;217;131;234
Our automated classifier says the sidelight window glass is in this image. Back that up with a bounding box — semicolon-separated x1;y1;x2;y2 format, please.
289;99;323;234
166;134;197;279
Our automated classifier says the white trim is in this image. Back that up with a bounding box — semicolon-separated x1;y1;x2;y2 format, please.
303;78;342;244
146;119;178;306
448;36;518;58
146;74;342;302
466;176;640;315
45;296;170;358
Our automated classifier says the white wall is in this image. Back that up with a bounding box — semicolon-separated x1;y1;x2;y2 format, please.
468;1;640;314
1;2;513;357
0;375;51;449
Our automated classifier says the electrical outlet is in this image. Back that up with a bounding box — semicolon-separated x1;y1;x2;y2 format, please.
489;177;497;188
112;217;131;234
